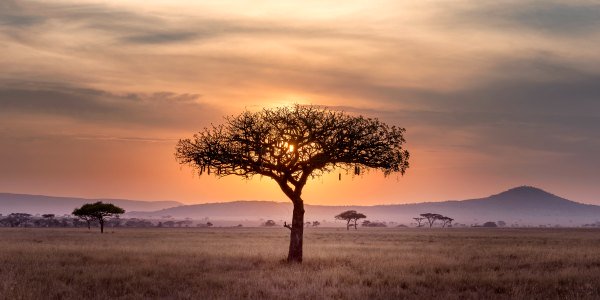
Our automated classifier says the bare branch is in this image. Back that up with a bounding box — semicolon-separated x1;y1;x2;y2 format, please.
283;221;292;230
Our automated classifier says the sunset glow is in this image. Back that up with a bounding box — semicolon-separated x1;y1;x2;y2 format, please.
1;0;599;205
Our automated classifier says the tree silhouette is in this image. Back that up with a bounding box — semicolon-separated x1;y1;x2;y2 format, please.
439;216;454;228
420;213;443;228
176;105;409;262
73;202;125;233
335;210;367;230
482;221;498;228
263;220;277;227
413;217;425;227
3;213;31;227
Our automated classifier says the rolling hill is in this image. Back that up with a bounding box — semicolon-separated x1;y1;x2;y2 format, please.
126;186;600;226
2;186;598;226
0;193;182;215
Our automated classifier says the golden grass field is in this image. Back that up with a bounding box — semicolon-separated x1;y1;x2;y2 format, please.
1;227;600;299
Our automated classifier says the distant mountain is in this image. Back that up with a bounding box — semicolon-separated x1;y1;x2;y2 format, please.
0;193;183;215
126;186;600;226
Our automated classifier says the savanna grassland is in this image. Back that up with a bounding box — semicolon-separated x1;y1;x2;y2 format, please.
1;227;600;300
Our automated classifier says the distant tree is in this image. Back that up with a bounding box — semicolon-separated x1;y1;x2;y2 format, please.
263;220;277;227
312;221;320;227
176;105;409;263
439;216;454;228
497;220;506;227
125;218;153;228
420;213;443;228
335;210;367;230
38;214;59;227
362;220;387;227
72;202;125;233
413;217;426;227
482;221;498;228
304;222;311;227
72;207;94;229
206;222;213;227
3;213;32;227
175;220;193;227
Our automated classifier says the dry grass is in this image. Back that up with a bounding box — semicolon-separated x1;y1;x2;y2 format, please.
1;227;600;299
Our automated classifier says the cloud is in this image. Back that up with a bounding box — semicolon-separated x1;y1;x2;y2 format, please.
445;1;600;36
0;0;378;46
5;0;597;159
321;54;600;162
0;81;219;130
0;0;44;27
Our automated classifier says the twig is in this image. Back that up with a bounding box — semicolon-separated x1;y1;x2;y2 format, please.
283;221;292;230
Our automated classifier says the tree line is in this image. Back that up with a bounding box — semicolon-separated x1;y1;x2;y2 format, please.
413;213;454;228
0;212;219;229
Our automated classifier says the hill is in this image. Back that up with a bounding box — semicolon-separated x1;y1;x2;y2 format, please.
126;186;600;226
0;193;182;215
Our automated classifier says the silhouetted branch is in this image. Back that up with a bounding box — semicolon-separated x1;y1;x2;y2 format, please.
284;221;292;230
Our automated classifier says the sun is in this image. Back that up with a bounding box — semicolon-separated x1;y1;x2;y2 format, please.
265;94;311;109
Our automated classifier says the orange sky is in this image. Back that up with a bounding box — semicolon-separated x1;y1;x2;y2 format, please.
1;0;600;205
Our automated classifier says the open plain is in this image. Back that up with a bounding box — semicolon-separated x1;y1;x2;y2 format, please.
1;227;600;299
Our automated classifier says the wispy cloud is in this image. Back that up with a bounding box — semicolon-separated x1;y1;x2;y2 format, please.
445;1;600;36
0;81;219;129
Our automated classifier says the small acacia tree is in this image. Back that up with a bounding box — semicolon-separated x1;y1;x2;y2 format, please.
420;213;442;228
73;202;125;233
176;105;409;262
335;210;367;230
413;217;425;227
440;216;454;228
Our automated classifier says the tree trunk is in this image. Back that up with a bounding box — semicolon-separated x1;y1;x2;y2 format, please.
287;200;304;263
346;220;351;230
100;219;104;234
87;220;91;230
354;219;358;230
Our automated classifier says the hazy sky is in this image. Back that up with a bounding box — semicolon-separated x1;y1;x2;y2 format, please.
1;0;599;205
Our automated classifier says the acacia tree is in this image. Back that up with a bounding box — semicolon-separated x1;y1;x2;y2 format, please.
335;210;367;230
72;202;125;233
176;105;409;263
420;213;442;228
4;213;31;227
440;216;454;228
413;217;425;227
72;208;94;229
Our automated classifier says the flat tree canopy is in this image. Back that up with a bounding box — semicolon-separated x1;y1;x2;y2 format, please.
335;210;367;230
73;202;125;233
176;105;409;262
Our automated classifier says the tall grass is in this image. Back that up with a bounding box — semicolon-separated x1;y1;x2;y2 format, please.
1;228;599;299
